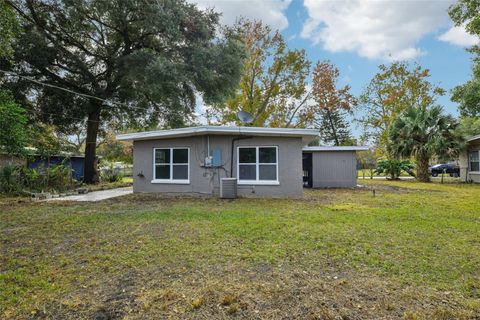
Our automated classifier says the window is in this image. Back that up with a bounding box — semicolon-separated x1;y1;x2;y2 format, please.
470;150;480;172
153;148;189;183
238;146;278;184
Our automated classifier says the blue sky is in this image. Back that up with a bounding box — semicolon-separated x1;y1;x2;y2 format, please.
192;0;478;136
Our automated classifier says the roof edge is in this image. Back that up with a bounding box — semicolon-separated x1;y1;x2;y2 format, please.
302;146;370;152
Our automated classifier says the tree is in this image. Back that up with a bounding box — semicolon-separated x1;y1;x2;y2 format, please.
448;0;480;117
358;62;445;156
4;0;244;183
213;21;312;127
388;106;460;182
311;61;356;145
0;0;20;58
0;90;27;155
457;116;480;138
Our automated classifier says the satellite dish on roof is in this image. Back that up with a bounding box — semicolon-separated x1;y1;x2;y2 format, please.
237;110;254;125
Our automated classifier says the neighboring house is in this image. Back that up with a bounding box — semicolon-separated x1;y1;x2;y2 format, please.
460;135;480;183
27;155;86;181
302;146;369;188
116;126;368;197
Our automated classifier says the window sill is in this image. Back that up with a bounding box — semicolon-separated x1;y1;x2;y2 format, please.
151;179;190;184
237;180;280;186
469;172;480;175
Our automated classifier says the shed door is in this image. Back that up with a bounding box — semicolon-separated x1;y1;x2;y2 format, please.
312;151;356;188
302;153;312;188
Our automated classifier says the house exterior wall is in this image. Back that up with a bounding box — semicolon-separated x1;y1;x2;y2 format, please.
132;135;304;197
461;140;480;183
310;151;357;188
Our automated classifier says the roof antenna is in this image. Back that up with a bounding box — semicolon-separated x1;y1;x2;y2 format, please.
236;110;254;126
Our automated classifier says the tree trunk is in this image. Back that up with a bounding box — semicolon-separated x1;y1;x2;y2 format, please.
416;154;430;182
83;107;101;184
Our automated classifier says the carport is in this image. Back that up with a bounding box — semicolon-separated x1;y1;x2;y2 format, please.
303;146;369;188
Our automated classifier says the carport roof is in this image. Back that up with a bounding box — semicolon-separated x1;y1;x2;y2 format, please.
303;146;370;152
117;126;319;144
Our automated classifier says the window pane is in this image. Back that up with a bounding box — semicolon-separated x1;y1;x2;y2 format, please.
471;162;480;172
173;149;188;163
155;165;170;179
239;148;256;163
173;165;188;180
259;147;276;163
259;164;277;180
239;164;256;180
470;151;479;161
155;149;170;164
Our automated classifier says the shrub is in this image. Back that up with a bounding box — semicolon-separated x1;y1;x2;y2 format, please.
101;165;124;183
47;164;74;192
375;159;415;180
0;165;22;194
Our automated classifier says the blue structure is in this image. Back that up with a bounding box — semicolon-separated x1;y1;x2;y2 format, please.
27;155;85;181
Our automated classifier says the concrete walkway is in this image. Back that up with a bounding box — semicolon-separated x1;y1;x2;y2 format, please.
47;187;133;202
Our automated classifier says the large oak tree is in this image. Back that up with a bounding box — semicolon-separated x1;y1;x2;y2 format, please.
3;0;244;183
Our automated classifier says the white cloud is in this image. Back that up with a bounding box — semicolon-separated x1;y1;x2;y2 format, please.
301;0;455;61
191;0;291;30
438;24;479;47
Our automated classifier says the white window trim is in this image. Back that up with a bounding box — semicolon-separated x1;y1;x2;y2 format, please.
151;147;190;184
237;146;279;185
469;150;480;174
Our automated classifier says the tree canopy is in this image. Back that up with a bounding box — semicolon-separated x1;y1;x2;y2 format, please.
312;61;356;146
388;105;460;182
212;21;312;127
3;0;245;182
449;0;480;117
0;90;27;155
358;62;445;155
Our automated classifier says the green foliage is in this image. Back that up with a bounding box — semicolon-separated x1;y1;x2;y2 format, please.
4;0;245;182
358;62;445;156
388;106;461;182
451;66;480;117
0;163;74;194
0;90;27;155
312;61;357;145
100;164;124;183
374;159;415;180
456;116;480;138
448;1;480;117
213;21;311;127
0;165;22;194
0;0;21;58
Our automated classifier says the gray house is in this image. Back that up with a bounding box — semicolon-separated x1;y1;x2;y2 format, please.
117;126;367;197
460;135;480;183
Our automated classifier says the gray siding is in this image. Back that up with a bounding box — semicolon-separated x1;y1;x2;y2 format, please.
310;151;357;188
132;135;304;197
461;140;480;183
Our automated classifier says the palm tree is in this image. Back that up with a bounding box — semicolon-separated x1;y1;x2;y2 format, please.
388;106;460;182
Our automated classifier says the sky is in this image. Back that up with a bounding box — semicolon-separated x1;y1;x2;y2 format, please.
191;0;478;136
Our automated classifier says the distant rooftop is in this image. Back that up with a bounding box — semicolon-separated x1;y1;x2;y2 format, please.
116;126;319;144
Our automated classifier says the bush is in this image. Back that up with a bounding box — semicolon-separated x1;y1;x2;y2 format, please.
0;165;21;194
47;164;74;192
101;165;124;183
375;159;415;180
0;163;75;194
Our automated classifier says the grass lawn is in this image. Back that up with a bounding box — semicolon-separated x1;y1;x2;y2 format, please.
1;180;479;319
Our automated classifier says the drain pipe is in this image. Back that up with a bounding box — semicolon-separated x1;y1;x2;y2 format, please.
230;136;252;178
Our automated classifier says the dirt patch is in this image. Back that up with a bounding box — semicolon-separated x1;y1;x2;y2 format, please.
358;183;443;194
37;262;478;320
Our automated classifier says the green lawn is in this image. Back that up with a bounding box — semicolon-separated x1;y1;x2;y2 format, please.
1;180;479;319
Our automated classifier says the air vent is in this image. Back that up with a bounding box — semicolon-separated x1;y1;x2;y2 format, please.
220;178;237;199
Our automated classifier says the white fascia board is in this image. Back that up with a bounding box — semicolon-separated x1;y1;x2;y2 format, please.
302;146;370;152
117;126;319;144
